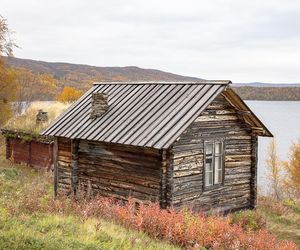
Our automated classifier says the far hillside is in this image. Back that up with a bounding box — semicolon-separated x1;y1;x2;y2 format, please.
4;56;300;101
4;57;200;91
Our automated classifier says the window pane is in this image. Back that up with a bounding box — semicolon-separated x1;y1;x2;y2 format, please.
206;158;212;164
215;142;222;154
206;162;212;171
215;169;223;184
205;171;213;186
214;165;218;184
218;169;222;183
215;156;222;170
204;141;224;187
209;172;213;185
214;156;223;184
205;143;213;157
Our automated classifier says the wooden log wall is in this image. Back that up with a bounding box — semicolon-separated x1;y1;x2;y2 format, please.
75;140;162;203
160;150;168;208
170;94;257;213
71;139;79;194
53;137;58;197
250;135;258;208
56;137;72;194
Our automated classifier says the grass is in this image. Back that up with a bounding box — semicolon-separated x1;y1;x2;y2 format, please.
0;137;179;250
0;135;298;249
258;198;300;247
0;211;179;250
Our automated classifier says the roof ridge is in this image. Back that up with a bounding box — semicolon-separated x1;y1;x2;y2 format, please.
93;80;231;85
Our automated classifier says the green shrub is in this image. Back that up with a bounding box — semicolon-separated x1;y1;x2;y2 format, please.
229;210;266;232
283;199;300;214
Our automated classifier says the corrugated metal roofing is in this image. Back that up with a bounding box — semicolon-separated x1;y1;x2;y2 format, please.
42;81;230;149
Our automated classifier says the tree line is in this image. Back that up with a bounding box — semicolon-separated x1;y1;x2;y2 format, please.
234;86;300;101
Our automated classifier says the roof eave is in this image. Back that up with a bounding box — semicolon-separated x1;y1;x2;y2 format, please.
221;87;273;137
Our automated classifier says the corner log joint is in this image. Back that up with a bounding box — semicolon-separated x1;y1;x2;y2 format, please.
71;139;80;195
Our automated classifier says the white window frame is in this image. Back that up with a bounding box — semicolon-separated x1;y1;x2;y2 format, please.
204;141;224;188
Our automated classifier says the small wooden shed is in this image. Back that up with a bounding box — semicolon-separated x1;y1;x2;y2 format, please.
2;129;53;170
42;81;272;213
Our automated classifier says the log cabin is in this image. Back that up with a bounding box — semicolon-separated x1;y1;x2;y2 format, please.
42;81;272;213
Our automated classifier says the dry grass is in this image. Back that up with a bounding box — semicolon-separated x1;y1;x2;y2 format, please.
0;158;296;249
258;196;300;247
0;136;298;249
3;101;70;134
0;153;179;250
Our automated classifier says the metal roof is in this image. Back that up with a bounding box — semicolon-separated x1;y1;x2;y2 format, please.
42;81;230;149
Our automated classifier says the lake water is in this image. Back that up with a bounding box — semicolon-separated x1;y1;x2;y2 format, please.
245;101;300;189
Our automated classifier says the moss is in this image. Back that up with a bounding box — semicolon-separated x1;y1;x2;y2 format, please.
2;130;52;143
3;133;17;139
20;134;34;143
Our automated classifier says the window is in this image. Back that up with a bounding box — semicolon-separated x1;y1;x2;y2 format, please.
204;141;224;187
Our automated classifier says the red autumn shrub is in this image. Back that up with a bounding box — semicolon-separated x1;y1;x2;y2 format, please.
15;191;296;250
63;195;295;250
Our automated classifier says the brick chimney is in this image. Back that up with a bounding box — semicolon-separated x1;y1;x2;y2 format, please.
90;93;108;119
36;109;48;124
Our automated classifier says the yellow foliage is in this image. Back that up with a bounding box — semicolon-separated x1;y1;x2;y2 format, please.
0;59;18;126
56;86;83;103
13;68;58;103
266;138;282;200
0;104;13;126
283;140;300;200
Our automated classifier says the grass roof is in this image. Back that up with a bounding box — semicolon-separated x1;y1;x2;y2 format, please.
3;102;70;135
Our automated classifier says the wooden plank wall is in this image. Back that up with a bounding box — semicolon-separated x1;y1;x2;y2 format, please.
5;137;12;159
30;141;53;169
8;138;30;164
74;140;162;203
170;94;257;213
5;138;53;170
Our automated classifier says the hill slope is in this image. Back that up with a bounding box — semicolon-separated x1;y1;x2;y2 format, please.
4;57;300;100
4;57;200;90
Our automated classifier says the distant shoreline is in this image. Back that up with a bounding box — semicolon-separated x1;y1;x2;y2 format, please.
233;86;300;101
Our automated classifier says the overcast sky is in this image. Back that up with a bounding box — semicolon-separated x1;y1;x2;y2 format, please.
2;0;300;83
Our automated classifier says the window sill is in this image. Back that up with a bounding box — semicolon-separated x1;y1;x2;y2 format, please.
203;183;224;191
